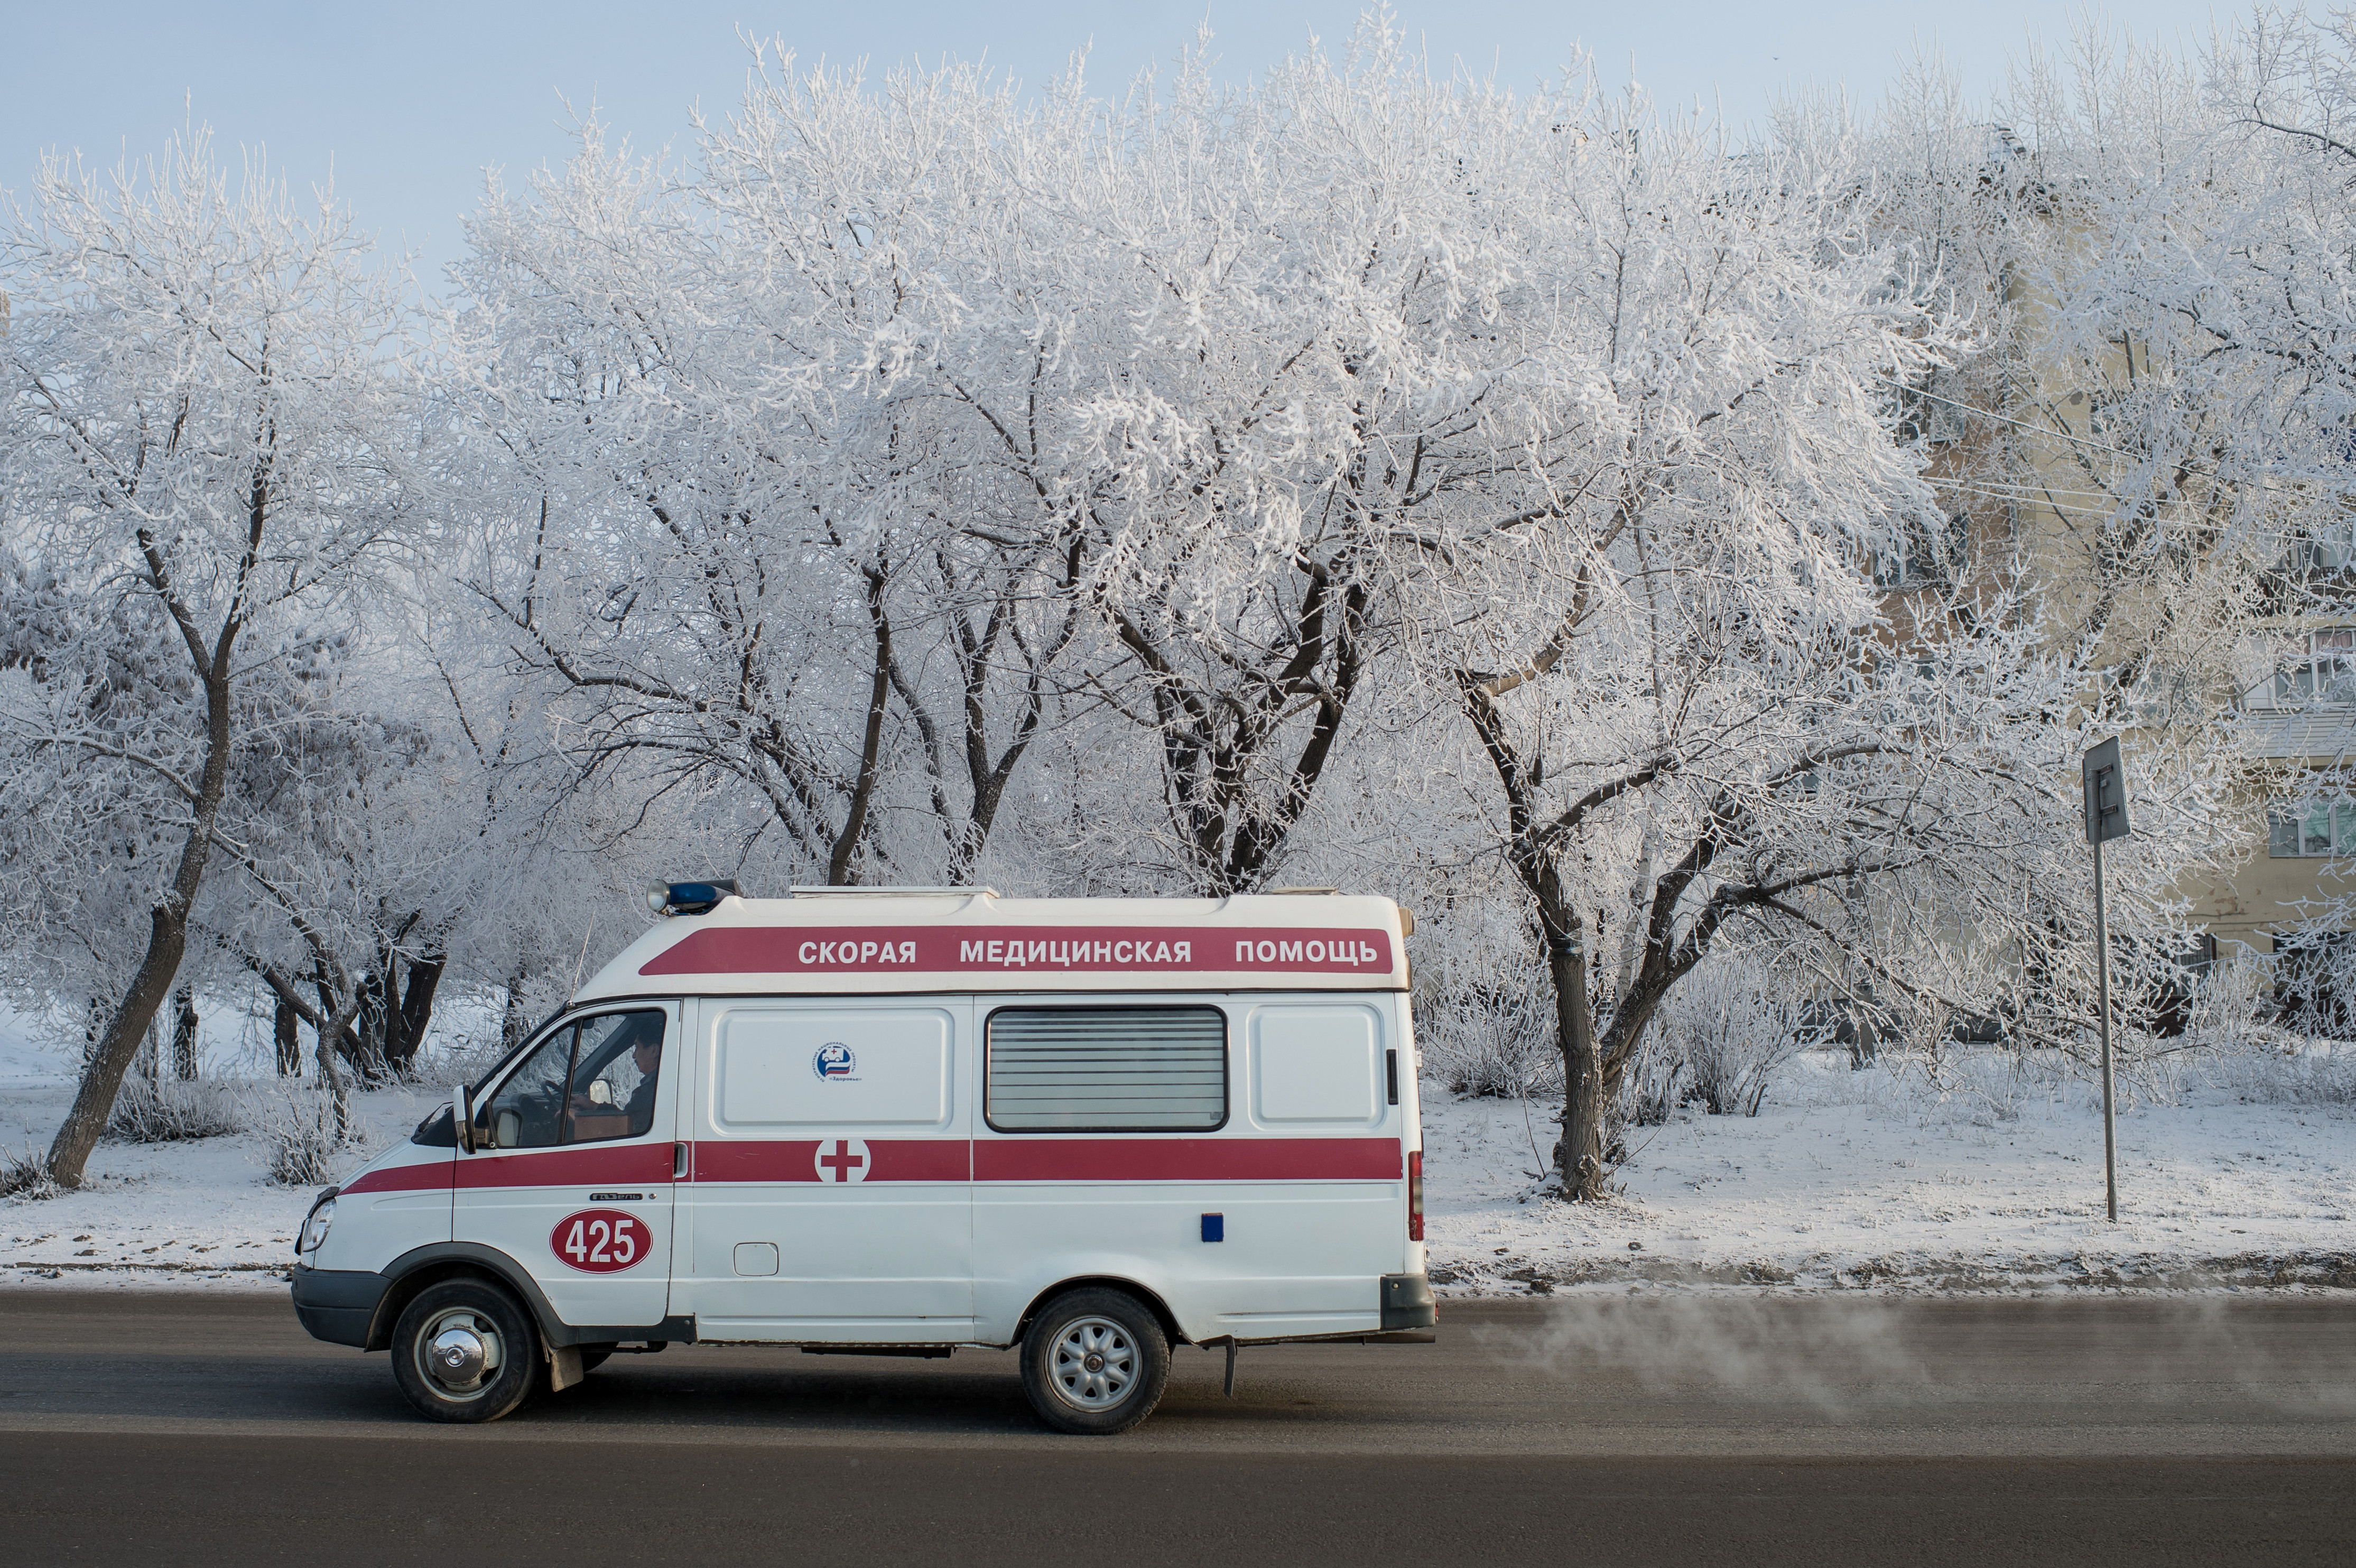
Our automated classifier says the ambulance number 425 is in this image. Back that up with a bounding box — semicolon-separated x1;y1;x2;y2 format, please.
549;1208;648;1273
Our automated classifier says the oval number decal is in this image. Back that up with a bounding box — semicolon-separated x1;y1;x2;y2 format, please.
550;1208;651;1273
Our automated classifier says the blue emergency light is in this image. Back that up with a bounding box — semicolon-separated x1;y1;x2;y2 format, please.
645;879;745;917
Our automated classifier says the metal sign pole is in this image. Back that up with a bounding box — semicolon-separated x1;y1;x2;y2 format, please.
2092;831;2118;1223
2082;736;2129;1226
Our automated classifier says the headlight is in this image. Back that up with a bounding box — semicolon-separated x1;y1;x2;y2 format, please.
298;1196;337;1256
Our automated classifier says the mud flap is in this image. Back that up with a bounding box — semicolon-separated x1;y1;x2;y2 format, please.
546;1341;584;1393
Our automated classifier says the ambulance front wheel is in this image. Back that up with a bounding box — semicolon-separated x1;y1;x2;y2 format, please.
1019;1287;1170;1435
390;1278;539;1424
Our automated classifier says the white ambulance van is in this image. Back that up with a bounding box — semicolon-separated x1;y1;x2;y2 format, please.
290;886;1434;1433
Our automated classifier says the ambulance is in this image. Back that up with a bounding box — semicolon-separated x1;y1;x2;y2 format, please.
289;885;1435;1433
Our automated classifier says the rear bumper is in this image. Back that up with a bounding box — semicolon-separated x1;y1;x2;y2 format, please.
290;1264;390;1348
1380;1272;1437;1331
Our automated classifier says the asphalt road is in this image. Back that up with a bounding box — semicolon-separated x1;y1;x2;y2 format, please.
3;1289;2353;1565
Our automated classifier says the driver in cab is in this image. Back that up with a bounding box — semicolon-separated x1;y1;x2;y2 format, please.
567;1016;663;1142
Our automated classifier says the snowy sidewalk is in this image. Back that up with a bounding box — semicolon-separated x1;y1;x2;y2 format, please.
1423;1055;2356;1294
0;1012;441;1291
5;1019;2353;1294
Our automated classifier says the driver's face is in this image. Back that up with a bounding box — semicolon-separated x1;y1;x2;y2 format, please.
634;1039;660;1071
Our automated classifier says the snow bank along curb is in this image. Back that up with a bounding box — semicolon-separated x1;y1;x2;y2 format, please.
1430;1248;2356;1295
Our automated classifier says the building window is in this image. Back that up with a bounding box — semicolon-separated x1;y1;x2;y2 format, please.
2269;797;2356;858
1871;512;1966;589
2108;665;2202;723
985;1006;1227;1132
2284;528;2356;579
2272;930;2356;1037
2276;628;2356;706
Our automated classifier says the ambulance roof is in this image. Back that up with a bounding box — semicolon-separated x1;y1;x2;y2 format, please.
572;892;1410;1002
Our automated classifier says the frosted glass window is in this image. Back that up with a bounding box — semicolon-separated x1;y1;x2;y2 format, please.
1252;1007;1381;1124
986;1007;1226;1131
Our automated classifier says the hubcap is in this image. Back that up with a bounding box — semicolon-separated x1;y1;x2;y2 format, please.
417;1309;503;1399
1047;1316;1136;1411
431;1328;485;1382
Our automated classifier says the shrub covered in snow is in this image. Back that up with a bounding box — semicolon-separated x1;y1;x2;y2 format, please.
105;1073;246;1144
1421;980;1561;1099
1;1143;60;1200
1628;954;1828;1120
251;1087;354;1186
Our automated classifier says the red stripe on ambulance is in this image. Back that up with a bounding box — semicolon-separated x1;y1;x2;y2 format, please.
343;1138;1399;1192
639;924;1393;978
690;1138;971;1184
453;1144;674;1190
683;1138;1397;1184
340;1161;456;1195
973;1137;1401;1183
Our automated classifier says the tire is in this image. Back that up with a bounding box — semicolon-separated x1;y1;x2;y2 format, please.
390;1278;540;1424
1019;1287;1170;1435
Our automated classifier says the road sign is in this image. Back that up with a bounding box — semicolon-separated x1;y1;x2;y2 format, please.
2082;736;2129;1222
2084;737;2131;845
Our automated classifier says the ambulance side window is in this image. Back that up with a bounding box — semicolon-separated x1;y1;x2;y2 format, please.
480;1026;576;1149
562;1010;665;1145
985;1006;1227;1132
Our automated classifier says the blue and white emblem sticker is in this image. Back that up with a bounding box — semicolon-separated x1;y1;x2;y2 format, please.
813;1042;857;1081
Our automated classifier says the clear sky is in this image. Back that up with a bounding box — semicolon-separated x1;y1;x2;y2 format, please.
3;2;2230;290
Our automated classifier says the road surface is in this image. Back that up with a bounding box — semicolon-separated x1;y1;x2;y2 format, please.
2;1289;2351;1564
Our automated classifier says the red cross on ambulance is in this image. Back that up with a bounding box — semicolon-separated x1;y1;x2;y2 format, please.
814;1137;870;1183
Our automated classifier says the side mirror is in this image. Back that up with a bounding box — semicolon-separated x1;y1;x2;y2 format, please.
494;1109;522;1149
454;1085;475;1153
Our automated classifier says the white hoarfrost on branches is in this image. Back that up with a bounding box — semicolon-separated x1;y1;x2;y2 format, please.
8;12;2356;1226
0;129;420;1185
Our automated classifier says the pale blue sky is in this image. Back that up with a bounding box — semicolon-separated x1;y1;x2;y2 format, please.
4;2;2229;289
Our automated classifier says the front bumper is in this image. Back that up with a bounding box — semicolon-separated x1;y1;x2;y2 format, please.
291;1264;391;1348
1380;1272;1437;1331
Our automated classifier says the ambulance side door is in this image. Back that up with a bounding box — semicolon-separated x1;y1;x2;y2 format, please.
679;998;974;1341
455;1004;680;1330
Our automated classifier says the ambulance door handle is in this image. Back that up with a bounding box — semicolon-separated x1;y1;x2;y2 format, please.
1386;1051;1399;1106
672;1142;689;1180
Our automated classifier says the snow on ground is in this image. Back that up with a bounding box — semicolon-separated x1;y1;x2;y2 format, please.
0;1003;442;1293
5;998;2354;1295
1424;1053;2356;1293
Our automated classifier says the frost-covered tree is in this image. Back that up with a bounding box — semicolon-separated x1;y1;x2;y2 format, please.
444;105;1089;893
1420;50;2270;1198
0;131;418;1184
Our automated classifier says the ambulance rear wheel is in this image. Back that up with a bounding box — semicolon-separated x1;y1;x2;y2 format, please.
391;1278;537;1424
1020;1287;1169;1435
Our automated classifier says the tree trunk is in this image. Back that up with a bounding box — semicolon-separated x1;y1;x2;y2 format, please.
172;986;199;1080
502;973;531;1052
1548;933;1607;1201
315;999;355;1142
47;901;198;1185
47;544;243;1185
829;567;895;886
312;971;375;1081
388;952;444;1071
274;994;302;1077
356;968;388;1077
